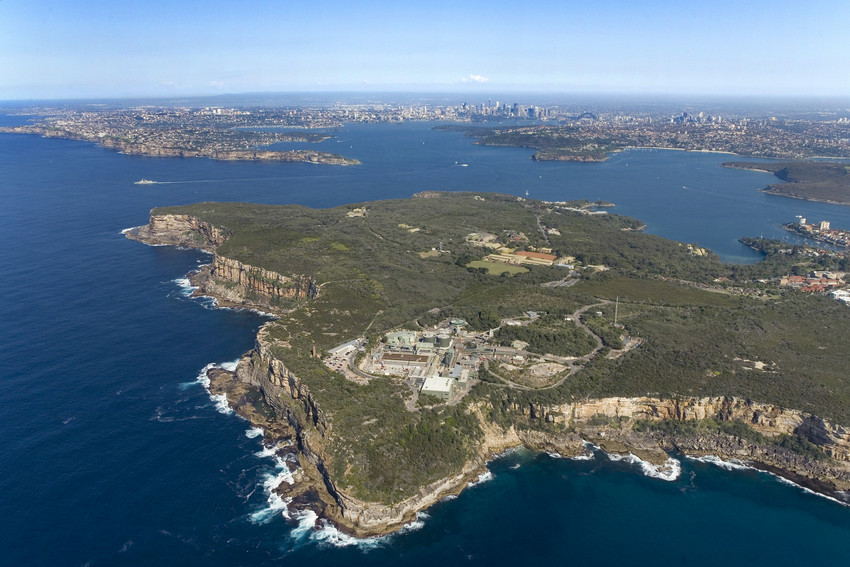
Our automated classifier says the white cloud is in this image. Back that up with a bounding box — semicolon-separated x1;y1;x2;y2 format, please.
462;74;490;84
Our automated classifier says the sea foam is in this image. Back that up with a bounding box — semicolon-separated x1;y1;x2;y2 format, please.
687;454;752;472
248;442;297;524
210;393;233;415
170;277;199;299
689;455;849;507
245;427;264;439
303;514;385;550
468;470;494;487
606;452;682;481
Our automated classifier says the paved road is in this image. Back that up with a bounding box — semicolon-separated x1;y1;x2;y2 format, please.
482;299;612;391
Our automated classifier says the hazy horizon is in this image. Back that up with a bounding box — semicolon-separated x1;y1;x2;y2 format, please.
3;0;849;101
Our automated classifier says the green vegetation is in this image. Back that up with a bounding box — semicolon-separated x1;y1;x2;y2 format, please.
466;260;529;275
495;317;596;357
581;315;624;349
724;161;850;205
435;124;629;161
154;191;850;501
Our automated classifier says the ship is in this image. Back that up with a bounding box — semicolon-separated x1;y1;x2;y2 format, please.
134;179;158;185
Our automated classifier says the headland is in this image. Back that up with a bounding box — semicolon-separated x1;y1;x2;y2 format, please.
126;192;850;537
723;161;850;205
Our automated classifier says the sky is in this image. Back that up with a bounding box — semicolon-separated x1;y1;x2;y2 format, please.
1;0;849;101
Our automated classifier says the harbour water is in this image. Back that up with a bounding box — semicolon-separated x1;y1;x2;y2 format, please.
1;116;849;565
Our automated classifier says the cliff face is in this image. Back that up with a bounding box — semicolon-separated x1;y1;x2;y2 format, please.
127;214;318;309
541;396;850;463
203;256;318;305
125;213;230;251
230;330;850;538
231;332;524;537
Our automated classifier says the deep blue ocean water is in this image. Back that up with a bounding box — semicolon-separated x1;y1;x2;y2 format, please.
2;116;850;565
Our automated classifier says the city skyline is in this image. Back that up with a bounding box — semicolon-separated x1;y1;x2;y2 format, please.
2;0;849;101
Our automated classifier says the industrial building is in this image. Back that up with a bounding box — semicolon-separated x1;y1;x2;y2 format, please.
420;376;455;401
385;331;417;347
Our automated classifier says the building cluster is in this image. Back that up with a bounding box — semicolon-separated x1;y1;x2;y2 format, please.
781;271;846;294
8;102;850;161
793;217;850;248
465;231;573;268
359;322;482;402
487;249;560;267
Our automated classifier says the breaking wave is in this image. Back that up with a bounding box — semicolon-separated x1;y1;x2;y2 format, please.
687;454;752;472
172;277;197;297
606;452;682;481
248;443;296;524
245;427;264;439
468;470;494;487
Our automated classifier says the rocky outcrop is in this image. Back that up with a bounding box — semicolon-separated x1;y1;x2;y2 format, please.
127;214;318;310
532;396;850;464
125;213;230;251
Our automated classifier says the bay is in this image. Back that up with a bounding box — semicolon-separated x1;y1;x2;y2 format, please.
1;118;849;565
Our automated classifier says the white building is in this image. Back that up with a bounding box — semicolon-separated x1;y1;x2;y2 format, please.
421;376;454;401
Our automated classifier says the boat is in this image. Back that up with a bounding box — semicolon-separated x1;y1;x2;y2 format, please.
134;179;157;185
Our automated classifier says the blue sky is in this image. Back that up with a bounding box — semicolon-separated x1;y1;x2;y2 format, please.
2;0;849;100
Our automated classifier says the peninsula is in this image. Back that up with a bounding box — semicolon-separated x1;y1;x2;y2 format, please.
0;107;359;165
723;161;850;205
127;192;850;537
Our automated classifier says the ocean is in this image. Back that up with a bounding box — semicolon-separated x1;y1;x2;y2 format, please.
1;115;849;565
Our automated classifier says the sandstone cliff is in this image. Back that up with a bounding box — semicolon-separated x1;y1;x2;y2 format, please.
220;329;850;538
193;256;318;309
127;214;318;310
227;331;526;537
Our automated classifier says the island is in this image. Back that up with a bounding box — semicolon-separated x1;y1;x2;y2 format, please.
126;192;850;537
723;161;850;205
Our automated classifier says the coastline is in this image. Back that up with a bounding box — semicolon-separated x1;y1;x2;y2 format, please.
126;212;850;538
208;355;850;538
623;146;741;156
0;126;360;165
761;188;850;207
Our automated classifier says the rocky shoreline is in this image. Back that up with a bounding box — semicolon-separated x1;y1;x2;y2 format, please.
208;351;850;537
127;212;850;538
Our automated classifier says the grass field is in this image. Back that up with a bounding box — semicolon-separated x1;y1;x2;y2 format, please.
467;260;529;275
